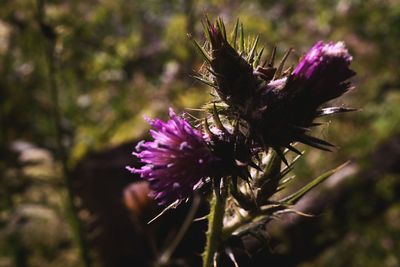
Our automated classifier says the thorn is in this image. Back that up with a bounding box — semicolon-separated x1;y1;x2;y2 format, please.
302;134;335;147
248;35;260;62
192;75;217;88
230;176;253;210
290;124;311;132
203;118;214;138
273;147;289;166
233;118;240;136
226;247;239;267
274;47;293;79
201;19;212;44
317;107;359;117
282;66;293;76
240;167;252;181
286;144;303;155
310;122;323;127
231;18;239;49
193;215;208;222
205;67;222;78
254;66;276;81
218;17;227;40
248;160;262;171
191;39;212;63
254;47;264;67
213;176;222;200
147;200;180;224
239;22;244;52
264;46;276;67
296;134;335;151
235;159;248;166
212;103;229;134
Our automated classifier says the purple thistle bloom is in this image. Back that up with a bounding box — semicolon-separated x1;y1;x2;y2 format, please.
291;41;355;104
126;108;219;206
293;41;352;78
248;41;356;156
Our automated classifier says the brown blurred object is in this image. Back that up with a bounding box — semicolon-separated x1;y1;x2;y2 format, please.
72;140;208;267
123;181;154;219
72;141;153;267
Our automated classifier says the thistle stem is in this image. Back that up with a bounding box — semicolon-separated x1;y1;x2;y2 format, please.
202;183;227;267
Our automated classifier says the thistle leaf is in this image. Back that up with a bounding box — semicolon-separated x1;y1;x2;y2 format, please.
277;175;296;190
279;161;350;205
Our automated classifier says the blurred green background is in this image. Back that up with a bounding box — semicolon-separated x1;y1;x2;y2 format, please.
1;0;400;266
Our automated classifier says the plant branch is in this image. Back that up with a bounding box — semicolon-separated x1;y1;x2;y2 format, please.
202;180;227;267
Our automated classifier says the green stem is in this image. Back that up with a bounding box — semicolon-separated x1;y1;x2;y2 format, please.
36;1;92;266
202;185;227;267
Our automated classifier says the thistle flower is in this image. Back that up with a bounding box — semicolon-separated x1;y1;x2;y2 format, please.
291;41;355;105
249;41;356;157
194;18;356;162
193;18;263;113
126;108;256;206
126;108;218;206
203;108;258;181
188;18;360;266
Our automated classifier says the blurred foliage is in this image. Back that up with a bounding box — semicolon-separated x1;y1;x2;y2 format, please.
1;0;400;266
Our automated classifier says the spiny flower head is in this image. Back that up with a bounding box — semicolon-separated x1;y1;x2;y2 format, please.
193;18;356;163
249;41;356;158
193;18;265;113
126;108;219;206
203;108;259;181
291;41;355;104
126;108;257;206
